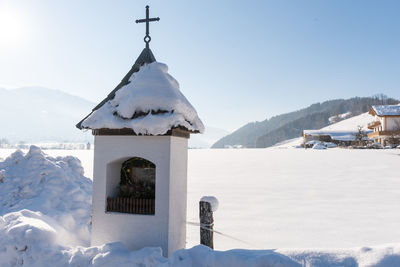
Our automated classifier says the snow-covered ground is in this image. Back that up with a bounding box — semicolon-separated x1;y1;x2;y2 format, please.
321;112;374;132
187;148;400;250
1;147;400;266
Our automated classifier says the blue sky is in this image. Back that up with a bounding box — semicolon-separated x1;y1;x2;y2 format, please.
1;0;400;131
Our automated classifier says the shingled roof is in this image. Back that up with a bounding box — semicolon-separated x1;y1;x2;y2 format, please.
76;48;156;130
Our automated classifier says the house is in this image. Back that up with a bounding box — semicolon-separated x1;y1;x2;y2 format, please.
302;130;361;146
367;105;400;146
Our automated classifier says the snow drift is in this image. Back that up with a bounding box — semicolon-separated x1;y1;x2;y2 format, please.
0;146;92;246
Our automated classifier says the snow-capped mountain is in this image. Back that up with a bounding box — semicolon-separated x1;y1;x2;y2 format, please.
0;86;95;143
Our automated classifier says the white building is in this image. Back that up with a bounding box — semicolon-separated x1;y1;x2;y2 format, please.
76;16;204;255
367;105;400;145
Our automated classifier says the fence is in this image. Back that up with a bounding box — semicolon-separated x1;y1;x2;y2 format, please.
106;197;155;214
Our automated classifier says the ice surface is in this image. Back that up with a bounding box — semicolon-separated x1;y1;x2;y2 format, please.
81;62;204;135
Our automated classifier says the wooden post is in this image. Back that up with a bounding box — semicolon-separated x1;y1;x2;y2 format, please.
199;201;214;249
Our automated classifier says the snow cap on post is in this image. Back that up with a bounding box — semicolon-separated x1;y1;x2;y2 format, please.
200;196;219;212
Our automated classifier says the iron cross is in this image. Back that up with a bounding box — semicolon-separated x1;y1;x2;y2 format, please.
136;5;160;48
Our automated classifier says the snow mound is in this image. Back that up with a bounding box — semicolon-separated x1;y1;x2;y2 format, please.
312;143;327;150
169;245;299;267
81;62;204;135
0;146;92;246
0;212;165;267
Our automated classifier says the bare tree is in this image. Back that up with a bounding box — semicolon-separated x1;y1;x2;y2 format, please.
355;125;368;146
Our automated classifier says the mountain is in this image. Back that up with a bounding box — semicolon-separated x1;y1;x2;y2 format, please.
189;127;229;148
0;87;95;143
212;96;399;148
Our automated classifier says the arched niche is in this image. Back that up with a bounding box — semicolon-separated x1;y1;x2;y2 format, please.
106;157;156;215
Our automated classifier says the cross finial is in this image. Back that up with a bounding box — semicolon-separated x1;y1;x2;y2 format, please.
135;5;160;49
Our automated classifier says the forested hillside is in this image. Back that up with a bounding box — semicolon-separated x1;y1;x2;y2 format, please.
212;96;399;148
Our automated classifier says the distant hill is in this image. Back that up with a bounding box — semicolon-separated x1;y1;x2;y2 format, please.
0;86;95;143
189;127;229;148
212;96;399;148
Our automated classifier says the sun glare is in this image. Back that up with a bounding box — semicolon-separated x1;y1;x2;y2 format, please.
0;7;26;47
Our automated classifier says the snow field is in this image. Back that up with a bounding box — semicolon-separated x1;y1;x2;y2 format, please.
186;148;400;250
1;147;400;266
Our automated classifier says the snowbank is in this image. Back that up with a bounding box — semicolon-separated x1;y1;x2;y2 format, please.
169;244;400;266
0;146;92;246
81;62;204;135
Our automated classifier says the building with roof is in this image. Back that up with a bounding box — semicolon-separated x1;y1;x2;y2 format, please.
302;130;362;146
367;105;400;145
76;6;203;256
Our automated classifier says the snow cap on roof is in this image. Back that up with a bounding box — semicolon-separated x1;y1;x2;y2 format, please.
79;60;204;135
370;105;400;116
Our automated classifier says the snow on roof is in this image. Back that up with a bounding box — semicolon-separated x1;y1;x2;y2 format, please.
80;62;204;135
371;105;400;116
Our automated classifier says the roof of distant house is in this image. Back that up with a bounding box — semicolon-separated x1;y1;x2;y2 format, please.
370;105;400;116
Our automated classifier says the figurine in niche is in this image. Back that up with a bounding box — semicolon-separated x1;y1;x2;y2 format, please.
119;157;155;199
